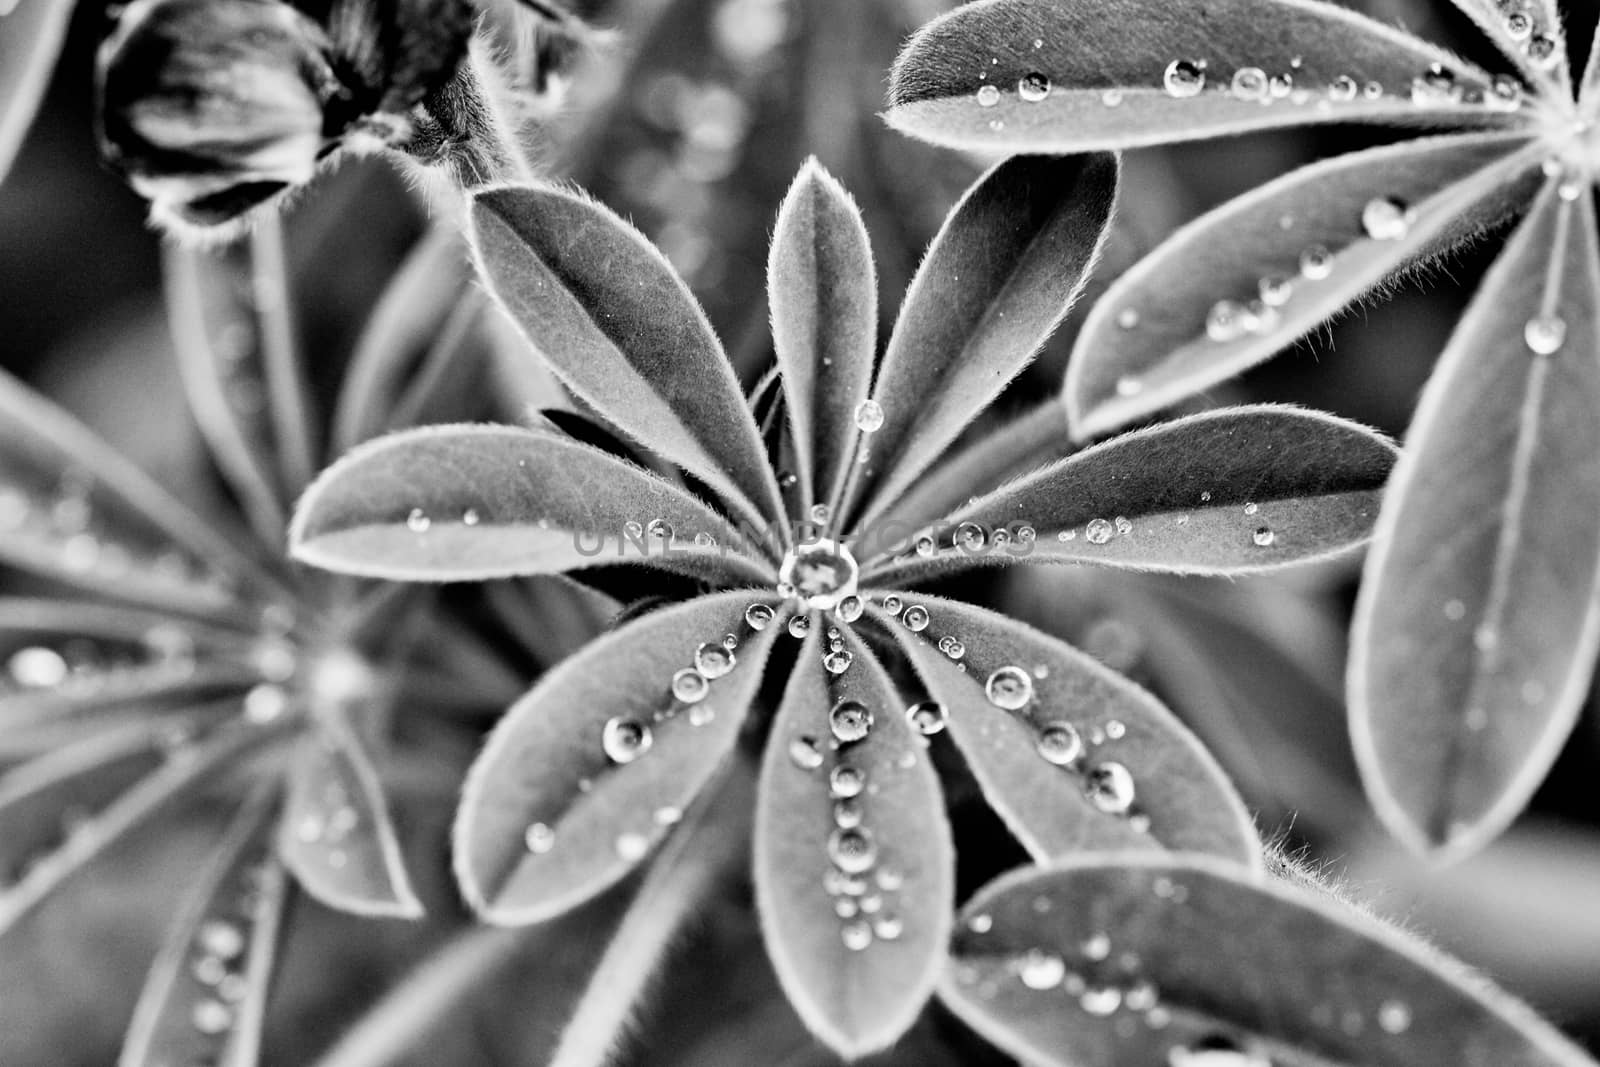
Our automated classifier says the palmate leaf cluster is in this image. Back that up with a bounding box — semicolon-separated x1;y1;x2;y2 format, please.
1;0;1599;1064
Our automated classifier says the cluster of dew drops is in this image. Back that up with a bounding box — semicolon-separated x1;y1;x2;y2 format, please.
181;860;279;1055
918;500;1276;561
959;874;1417;1063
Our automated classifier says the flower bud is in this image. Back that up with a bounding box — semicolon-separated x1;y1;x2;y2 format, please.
96;0;344;229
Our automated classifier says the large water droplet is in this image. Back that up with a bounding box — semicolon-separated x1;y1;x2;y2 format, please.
835;594;864;623
1527;34;1558;70
1524;315;1566;355
1252;526;1275;547
1080;986;1122;1016
829;699;873;743
745;603;774;630
7;646;67;688
829;764;866;798
823;649;854;674
778;538;859;610
1018;950;1067;990
902;605;930;632
1085;518;1115;545
694;642;736;679
525;822;556;854
672;668;710;703
976;84;1001;107
1018;71;1051;102
602;717;653;763
985;666;1035;710
1163;59;1206;98
828;827;878;873
1361;197;1412;240
1036;722;1084;766
853;398;885;432
788;614;811;639
906;700;948;735
1086;762;1136;813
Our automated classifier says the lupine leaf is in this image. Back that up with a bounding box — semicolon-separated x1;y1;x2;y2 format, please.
873;595;1260;868
941;854;1599;1067
0;372;275;621
755;625;953;1057
885;0;1514;153
1583;29;1600;104
469;184;785;532
0;716;291;939
1350;182;1600;859
277;715;423;919
118;787;286;1067
1065;132;1540;437
1444;0;1571;92
861;406;1397;583
855;154;1116;525
290;424;775;586
768;159;878;514
0;0;73;186
455;592;790;925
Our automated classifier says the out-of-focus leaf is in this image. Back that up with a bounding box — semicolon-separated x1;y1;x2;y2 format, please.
941;854;1598;1067
470;185;785;531
1065;133;1539;438
0;372;278;621
1583;33;1600;104
1350;182;1600;859
118;787;287;1067
1444;0;1569;91
856;154;1116;524
875;595;1260;867
768;159;878;512
455;592;789;925
0;0;73;186
278;716;422;919
0;716;290;940
861;401;1075;537
755;625;952;1058
863;406;1396;583
290;424;774;586
885;0;1513;153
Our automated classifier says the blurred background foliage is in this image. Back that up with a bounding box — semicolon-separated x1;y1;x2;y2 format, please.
2;0;1598;1062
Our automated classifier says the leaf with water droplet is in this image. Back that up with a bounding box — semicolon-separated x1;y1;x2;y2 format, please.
942;853;1598;1067
0;371;275;619
768;159;879;511
855;154;1116;525
0;715;290;940
1351;182;1600;860
886;0;1507;154
469;184;784;533
1065;132;1539;437
290;424;773;586
454;592;789;924
0;0;72;187
1444;0;1569;91
278;714;422;919
756;624;953;1057
865;406;1395;582
117;787;286;1067
878;595;1259;867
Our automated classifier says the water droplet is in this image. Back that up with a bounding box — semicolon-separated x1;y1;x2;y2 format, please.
913;532;937;557
1269;73;1293;98
1378;998;1412;1034
1018;950;1067;990
1524;315;1566;355
1114;516;1132;535
1328;74;1358;101
829;699;873;743
192;999;234;1035
525;822;555;853
243;683;289;724
602;717;653;763
670;668;709;703
940;636;966;660
985;666;1035;710
1036;722;1084;766
906;700;948;735
1168;1036;1270;1066
1487;74;1523;110
1105;720;1126;740
1363;80;1384;99
1116;307;1140;329
778;537;859;609
788;614;812;639
841;920;874;950
823;649;854;674
615;832;650;861
1080;986;1122;1016
1081;932;1111;960
1115;376;1143;397
1558;180;1584;202
834;595;864;624
623;520;644;540
829;765;866;797
1299;244;1334;280
853;398;885;432
1504;9;1533;41
694;642;736;679
1101;88;1124;107
1410;62;1459;105
461;508;481;526
1086;762;1136;813
8;646;67;688
828;827;878;873
1018;71;1051;102
1163;58;1206;98
833;797;864;829
976;84;1001;107
1527;33;1558;70
198;920;245;960
745;603;774;630
1258;275;1293;306
902;605;930;632
874;915;903;940
1361;197;1412;240
406;508;430;533
1230;67;1269;102
1205;299;1249;342
789;735;824;770
1252;526;1275;547
1085;518;1115;545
